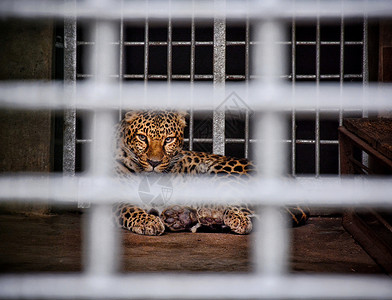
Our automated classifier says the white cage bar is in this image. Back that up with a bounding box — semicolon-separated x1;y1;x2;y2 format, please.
1;0;392;299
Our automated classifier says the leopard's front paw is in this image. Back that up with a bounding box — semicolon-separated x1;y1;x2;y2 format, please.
160;205;198;232
131;213;166;236
223;207;252;234
115;204;165;236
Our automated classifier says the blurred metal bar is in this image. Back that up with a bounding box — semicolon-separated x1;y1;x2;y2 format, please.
84;16;119;276
2;175;392;206
2;0;392;19
253;11;288;274
84;203;119;274
2;82;392;110
254;205;290;274
1;273;392;300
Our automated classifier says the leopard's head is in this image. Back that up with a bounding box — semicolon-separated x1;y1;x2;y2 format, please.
120;111;186;173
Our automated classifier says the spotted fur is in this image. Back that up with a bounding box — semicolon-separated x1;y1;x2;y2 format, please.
114;110;308;236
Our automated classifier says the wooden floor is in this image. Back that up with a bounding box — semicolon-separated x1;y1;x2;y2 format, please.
0;212;383;274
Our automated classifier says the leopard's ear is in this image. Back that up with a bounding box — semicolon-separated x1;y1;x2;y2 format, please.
176;111;188;128
124;110;140;122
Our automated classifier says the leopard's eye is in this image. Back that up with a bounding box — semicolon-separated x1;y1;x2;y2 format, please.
164;137;175;144
137;134;147;142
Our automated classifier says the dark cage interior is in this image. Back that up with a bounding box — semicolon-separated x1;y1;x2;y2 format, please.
53;19;371;175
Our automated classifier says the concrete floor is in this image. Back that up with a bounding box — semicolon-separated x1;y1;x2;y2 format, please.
0;212;383;274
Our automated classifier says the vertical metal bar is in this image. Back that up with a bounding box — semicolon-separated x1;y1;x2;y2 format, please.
167;14;172;83
83;15;119;275
315;17;321;177
291;18;296;176
144;18;149;84
85;202;119;275
63;2;77;176
244;17;250;159
119;1;124;120
166;6;173;107
213;12;226;85
362;16;369;167
213;1;226;156
189;5;196;151
338;14;345;175
362;17;369;88
257;204;290;274
245;19;250;82
255;111;289;274
253;15;289;275
63;109;76;175
339;15;345;127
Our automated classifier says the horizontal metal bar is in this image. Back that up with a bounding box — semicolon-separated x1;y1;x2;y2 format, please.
75;138;339;145
76;139;92;144
0;175;392;207
1;81;391;111
296;41;363;46
291;74;363;80
0;273;391;300
79;40;365;47
296;139;339;145
79;73;363;80
184;138;213;143
76;74;94;78
226;75;245;80
126;74;215;80
77;41;95;46
249;74;363;80
226;41;246;46
2;0;392;20
123;74;145;79
123;41;145;46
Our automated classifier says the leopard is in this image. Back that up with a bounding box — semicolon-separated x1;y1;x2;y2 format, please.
113;110;309;236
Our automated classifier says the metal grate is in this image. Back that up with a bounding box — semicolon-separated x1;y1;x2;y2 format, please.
69;16;367;176
1;0;392;299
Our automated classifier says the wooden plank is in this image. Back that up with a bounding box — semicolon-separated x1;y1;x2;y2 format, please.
0;213;384;274
338;126;392;170
338;128;355;174
343;118;392;159
379;21;392;83
343;211;392;275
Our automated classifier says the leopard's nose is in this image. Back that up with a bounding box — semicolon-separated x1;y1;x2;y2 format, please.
147;159;162;168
